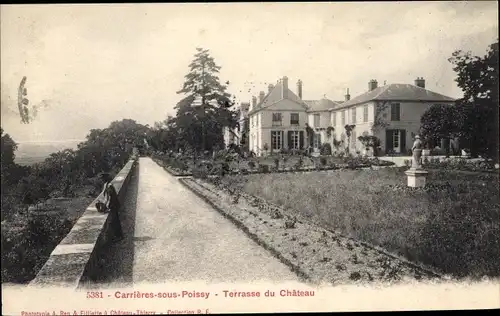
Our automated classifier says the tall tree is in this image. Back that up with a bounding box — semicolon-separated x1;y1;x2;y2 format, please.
420;104;461;157
448;40;499;161
175;48;238;154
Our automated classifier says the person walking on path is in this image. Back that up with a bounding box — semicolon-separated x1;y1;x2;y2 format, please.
99;172;124;242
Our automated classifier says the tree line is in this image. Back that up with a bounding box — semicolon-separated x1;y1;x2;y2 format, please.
1;119;149;221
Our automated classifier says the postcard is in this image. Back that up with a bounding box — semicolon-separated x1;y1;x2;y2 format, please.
1;2;499;315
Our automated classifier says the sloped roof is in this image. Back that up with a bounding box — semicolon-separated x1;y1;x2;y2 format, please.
331;84;456;110
304;99;341;112
248;80;307;115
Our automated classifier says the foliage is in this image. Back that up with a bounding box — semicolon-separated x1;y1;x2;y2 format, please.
1;128;18;166
16;173;51;207
371;101;390;133
424;157;497;171
305;123;314;151
358;135;381;156
319;157;327;166
171;47;239;153
319;143;332;156
344;124;356;153
448;40;499;161
420;104;461;156
248;160;256;170
332;138;343;149
326;126;335;138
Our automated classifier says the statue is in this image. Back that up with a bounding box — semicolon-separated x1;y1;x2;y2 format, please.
411;135;423;169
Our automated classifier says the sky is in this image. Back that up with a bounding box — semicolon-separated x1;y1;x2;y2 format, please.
1;2;498;143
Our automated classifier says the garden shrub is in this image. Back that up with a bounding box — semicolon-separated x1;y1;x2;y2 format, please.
320;157;327;166
258;164;270;173
192;166;209;179
248;160;256;170
320;143;332;156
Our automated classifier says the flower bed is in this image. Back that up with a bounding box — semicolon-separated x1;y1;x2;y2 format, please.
423;157;499;173
153;152;396;177
214;169;500;279
179;177;443;285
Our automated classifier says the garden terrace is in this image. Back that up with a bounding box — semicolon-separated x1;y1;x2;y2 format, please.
213;168;500;279
152;152;396;177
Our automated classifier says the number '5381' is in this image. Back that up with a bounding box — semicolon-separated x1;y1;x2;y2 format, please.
87;291;104;299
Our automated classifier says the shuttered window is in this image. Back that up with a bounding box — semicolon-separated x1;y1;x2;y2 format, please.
391;103;401;121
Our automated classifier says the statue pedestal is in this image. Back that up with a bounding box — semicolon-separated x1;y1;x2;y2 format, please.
405;168;428;188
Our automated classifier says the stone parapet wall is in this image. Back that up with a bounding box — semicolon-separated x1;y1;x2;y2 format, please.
29;156;138;289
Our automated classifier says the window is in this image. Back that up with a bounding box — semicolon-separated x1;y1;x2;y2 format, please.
313;114;321;127
391;103;401;121
272;113;282;126
393;130;400;148
331;112;336;126
290;113;299;125
363;105;368;122
271;131;283;150
342;111;346;126
351;108;356;124
290;131;300;149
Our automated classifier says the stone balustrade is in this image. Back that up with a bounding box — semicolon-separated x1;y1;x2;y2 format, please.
29;156;138;289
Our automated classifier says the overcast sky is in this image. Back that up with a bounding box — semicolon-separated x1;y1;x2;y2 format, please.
1;2;498;142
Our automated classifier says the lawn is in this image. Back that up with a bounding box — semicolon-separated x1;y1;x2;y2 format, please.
219;168;500;279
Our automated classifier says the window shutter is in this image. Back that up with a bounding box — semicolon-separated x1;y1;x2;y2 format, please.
386;129;393;152
270;131;274;150
288;131;293;149
299;131;304;149
280;131;284;149
318;133;322;146
400;129;406;153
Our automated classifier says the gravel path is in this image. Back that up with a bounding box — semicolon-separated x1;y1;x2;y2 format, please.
90;157;300;287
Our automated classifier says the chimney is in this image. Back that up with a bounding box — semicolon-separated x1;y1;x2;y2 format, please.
268;84;274;94
251;96;257;109
259;91;265;104
296;79;303;99
345;88;350;101
282;76;288;99
368;79;378;91
415;77;425;88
